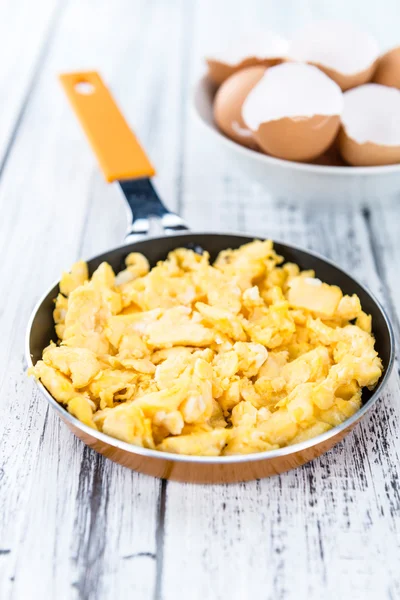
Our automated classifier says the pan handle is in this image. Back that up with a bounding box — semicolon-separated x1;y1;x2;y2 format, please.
59;71;188;242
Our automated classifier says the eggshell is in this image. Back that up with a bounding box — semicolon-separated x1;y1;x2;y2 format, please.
254;115;341;162
288;21;379;91
213;66;266;148
339;83;400;166
312;142;346;166
242;63;343;162
373;47;400;89
339;134;400;166
206;33;288;86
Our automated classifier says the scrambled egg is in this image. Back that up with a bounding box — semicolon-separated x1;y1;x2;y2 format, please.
30;241;383;456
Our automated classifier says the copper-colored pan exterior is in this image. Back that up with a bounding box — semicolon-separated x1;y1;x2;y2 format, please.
65;415;357;483
27;232;395;484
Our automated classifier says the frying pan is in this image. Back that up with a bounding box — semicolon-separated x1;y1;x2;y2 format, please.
26;71;395;484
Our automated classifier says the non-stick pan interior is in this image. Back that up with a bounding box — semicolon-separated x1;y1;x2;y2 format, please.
29;233;393;409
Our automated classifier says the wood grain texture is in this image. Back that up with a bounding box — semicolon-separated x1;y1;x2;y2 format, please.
0;0;399;599
0;0;61;172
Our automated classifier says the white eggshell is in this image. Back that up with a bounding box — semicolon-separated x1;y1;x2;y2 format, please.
242;63;343;162
339;83;400;166
206;32;289;86
288;21;380;91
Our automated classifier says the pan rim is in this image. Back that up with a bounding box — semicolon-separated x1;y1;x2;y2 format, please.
25;231;395;465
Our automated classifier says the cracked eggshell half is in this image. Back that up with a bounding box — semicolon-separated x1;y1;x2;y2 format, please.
339;83;400;166
288;21;379;91
373;47;400;89
213;66;266;148
206;32;289;86
242;63;343;162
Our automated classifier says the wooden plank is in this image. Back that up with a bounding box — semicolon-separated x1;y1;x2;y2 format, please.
0;0;61;170
0;0;188;598
361;203;400;340
1;0;400;598
160;1;400;599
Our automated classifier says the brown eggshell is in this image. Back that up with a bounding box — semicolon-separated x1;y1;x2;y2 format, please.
207;57;282;87
213;66;266;148
338;128;400;166
312;138;346;166
373;47;400;89
310;61;378;91
253;115;341;162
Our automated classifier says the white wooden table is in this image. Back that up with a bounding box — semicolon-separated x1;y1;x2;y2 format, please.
1;1;399;598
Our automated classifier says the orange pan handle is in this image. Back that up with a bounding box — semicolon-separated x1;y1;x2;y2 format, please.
59;71;155;183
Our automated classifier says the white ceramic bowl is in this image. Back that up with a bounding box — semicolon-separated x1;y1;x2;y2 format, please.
193;76;400;203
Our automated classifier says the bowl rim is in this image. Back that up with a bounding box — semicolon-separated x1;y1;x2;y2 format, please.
25;231;395;465
193;74;400;176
